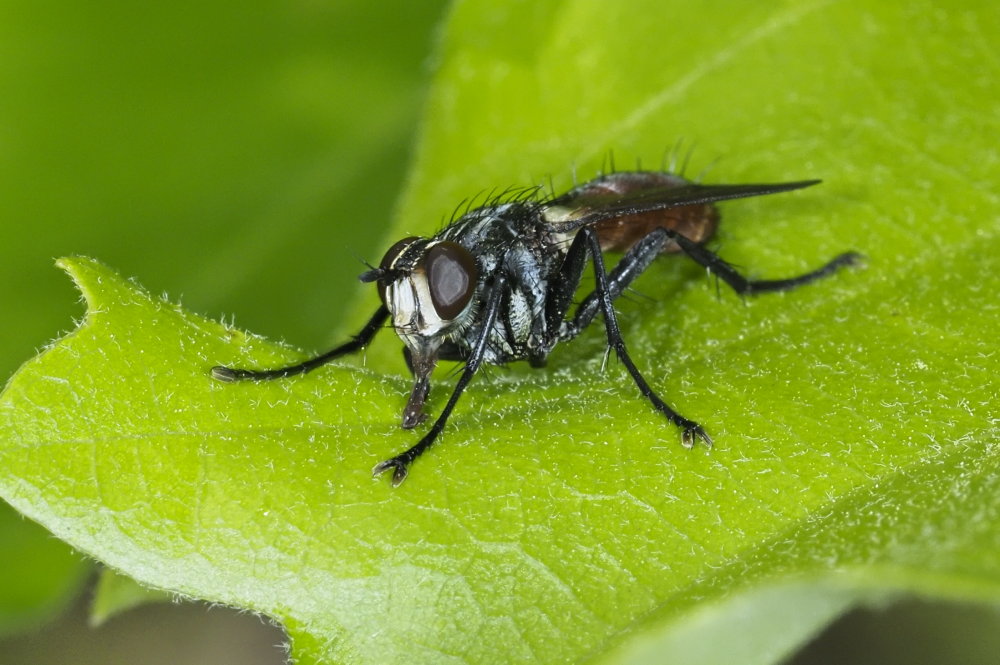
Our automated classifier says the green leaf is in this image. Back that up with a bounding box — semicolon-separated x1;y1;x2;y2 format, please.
2;2;999;665
591;582;860;665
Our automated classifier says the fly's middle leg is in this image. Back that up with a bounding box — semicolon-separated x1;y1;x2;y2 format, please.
561;227;671;342
579;228;712;448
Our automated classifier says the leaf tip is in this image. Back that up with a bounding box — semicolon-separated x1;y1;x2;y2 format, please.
55;255;115;307
54;256;152;315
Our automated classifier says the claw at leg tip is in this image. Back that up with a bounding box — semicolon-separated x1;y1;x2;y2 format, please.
373;459;409;486
682;426;713;450
392;468;408;487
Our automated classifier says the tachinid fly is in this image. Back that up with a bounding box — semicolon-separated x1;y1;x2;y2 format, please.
212;170;860;485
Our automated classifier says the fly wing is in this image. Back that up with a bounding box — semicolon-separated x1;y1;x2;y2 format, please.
544;179;820;234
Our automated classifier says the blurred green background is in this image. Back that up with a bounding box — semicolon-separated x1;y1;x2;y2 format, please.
1;1;998;663
0;0;447;662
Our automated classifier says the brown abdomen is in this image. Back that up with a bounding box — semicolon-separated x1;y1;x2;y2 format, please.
564;171;719;253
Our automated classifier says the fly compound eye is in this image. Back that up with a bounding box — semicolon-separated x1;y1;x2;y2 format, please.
424;241;478;320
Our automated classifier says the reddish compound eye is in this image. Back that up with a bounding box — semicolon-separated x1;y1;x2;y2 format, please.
424;242;477;320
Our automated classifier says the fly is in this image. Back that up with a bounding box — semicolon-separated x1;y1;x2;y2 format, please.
212;170;861;485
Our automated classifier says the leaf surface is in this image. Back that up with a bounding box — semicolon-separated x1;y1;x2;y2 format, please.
2;2;999;664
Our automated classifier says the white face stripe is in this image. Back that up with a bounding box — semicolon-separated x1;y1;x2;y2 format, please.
387;273;447;339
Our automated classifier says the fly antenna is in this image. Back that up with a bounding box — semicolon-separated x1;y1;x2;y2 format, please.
359;267;406;283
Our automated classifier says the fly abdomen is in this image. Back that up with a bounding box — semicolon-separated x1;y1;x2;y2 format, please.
548;171;719;253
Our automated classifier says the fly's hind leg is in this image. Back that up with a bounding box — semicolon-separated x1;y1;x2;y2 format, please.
556;227;859;448
565;228;860;339
664;230;862;295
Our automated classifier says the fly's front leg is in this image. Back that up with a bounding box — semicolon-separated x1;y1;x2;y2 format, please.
373;274;509;486
400;342;470;424
542;232;590;342
581;229;712;448
530;232;590;367
211;305;390;382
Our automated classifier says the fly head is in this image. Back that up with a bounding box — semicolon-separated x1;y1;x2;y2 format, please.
360;235;481;428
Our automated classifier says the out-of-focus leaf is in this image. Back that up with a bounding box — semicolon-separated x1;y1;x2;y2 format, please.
90;568;172;627
0;510;88;637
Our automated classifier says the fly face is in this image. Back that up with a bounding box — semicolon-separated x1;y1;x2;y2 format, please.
363;235;481;429
370;236;480;347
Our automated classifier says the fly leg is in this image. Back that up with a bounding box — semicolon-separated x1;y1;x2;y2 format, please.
580;228;712;448
560;227;671;342
565;228;861;337
541;231;590;344
540;228;660;363
211;305;390;381
373;274;508;486
664;230;862;294
529;232;590;367
401;343;469;427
